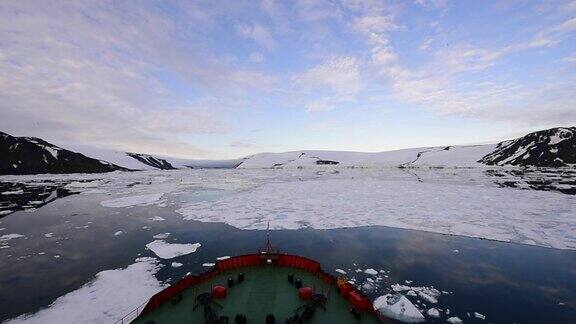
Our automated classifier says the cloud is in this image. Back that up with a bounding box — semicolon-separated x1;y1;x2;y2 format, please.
562;53;576;62
296;0;341;22
229;140;257;148
0;0;279;158
296;56;362;95
294;56;363;112
249;52;265;63
236;23;277;51
346;1;576;126
414;0;449;9
307;119;343;132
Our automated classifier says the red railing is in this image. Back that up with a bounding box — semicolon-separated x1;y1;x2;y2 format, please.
114;300;148;324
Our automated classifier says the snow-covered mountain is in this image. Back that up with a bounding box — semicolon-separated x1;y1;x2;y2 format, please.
237;144;497;169
1;126;574;174
0;132;127;175
65;144;243;171
238;127;576;169
480;127;576;167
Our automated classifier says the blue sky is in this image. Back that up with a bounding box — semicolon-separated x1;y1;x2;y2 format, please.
0;0;575;159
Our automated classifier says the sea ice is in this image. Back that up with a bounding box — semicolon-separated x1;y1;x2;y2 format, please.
447;317;463;324
0;233;24;242
392;284;440;304
171;262;183;268
374;293;425;323
1;189;24;195
153;233;170;239
101;193;164;208
176;177;576;250
145;240;201;259
4;257;164;324
427;308;440;318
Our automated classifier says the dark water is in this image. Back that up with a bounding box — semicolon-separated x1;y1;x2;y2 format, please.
0;186;575;323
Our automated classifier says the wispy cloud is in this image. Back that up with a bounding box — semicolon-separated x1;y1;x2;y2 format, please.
294;56;363;112
236;23;277;51
0;1;276;158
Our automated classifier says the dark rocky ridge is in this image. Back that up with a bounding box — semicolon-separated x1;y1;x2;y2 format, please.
0;131;128;175
480;127;576;167
126;153;176;170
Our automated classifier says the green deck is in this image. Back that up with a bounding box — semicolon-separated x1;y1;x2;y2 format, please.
133;266;381;323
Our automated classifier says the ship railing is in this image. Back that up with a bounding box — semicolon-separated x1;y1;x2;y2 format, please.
114;301;148;324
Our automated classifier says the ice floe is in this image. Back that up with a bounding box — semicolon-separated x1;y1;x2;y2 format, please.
364;268;378;275
202;263;216;267
145;240;201;259
216;256;230;260
101;193;164;208
176;178;576;250
152;233;170;239
374;293;425;323
114;231;123;236
392;284;440;304
335;269;347;275
474;312;486;320
427;308;440;318
171;262;183;268
1;189;24;195
0;233;24;242
447;316;463;323
4;257;164;324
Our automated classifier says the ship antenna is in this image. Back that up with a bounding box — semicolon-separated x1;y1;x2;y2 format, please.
260;220;279;254
266;221;272;252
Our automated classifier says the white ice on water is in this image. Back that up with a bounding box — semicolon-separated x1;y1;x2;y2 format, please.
152;233;170;239
177;178;576;250
474;312;486;320
5;257;164;324
1;189;24;195
101;193;164;208
145;240;201;259
447;316;463;324
0;233;24;242
392;284;440;304
427;308;440;318
374;293;425;323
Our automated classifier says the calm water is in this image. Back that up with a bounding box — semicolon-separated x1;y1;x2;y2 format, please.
0;176;575;323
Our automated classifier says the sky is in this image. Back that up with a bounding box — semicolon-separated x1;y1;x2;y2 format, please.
0;0;575;159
